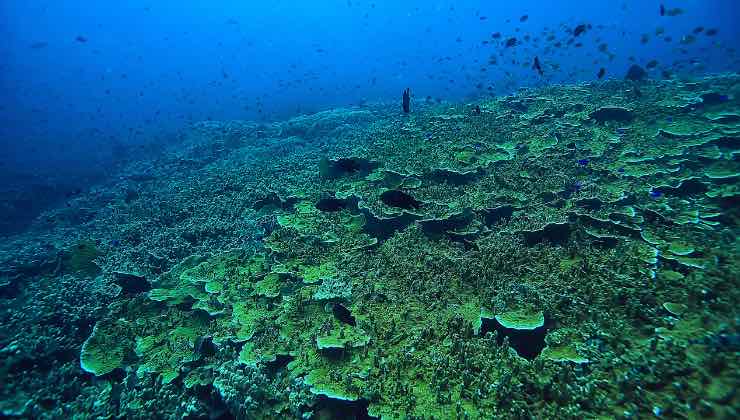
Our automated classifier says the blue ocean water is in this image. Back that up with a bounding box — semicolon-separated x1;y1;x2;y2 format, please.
1;1;738;182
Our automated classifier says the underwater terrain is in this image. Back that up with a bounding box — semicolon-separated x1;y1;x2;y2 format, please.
1;73;739;419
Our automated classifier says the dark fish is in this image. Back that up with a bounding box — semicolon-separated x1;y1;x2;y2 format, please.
660;4;665;16
573;24;589;37
75;35;87;43
646;59;659;69
693;26;704;34
532;56;543;75
640;34;650;44
505;37;517;47
577;159;589;166
680;35;696;45
520;15;528;22
597;68;606;79
491;32;501;39
625;64;647;81
30;41;48;49
705;28;718;36
479;16;488;21
666;7;684;16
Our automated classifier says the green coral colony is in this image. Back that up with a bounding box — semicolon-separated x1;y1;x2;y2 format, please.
5;75;740;418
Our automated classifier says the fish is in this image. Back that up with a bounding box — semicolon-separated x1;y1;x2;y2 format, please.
597;68;606;79
666;7;684;16
693;26;705;34
491;32;502;39
660;4;665;16
532;56;543;75
30;41;48;49
705;28;718;36
75;35;88;43
505;37;517;47
646;60;659;69
573;24;589;37
680;35;696;45
520;15;528;22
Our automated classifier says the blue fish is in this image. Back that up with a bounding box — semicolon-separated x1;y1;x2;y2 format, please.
577;159;589;166
649;189;663;199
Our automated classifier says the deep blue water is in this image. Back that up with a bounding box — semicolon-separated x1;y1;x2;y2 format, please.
1;0;738;198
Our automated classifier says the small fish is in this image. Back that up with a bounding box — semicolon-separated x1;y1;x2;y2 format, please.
666;116;674;123
597;68;606;79
573;24;589;37
646;60;659;69
649;189;663;199
705;28;718;36
30;41;48;49
617;167;625;173
693;26;704;34
519;15;528;22
660;4;665;16
491;32;502;39
75;35;88;43
666;7;684;16
577;159;589;166
532;56;543;75
505;37;517;47
680;35;696;45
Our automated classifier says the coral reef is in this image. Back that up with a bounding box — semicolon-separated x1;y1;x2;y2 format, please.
0;74;738;419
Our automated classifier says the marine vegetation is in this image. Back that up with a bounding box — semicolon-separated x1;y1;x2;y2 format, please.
1;74;739;419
